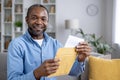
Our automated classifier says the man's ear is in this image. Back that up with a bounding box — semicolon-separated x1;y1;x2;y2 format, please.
25;16;28;24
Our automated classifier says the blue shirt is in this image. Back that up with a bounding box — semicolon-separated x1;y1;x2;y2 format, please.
7;30;85;80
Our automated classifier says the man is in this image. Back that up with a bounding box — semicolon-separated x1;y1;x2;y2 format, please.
7;4;91;80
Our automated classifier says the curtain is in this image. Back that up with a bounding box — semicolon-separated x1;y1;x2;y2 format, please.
113;0;120;45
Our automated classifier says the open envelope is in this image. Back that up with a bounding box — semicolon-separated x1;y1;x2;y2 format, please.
48;48;77;77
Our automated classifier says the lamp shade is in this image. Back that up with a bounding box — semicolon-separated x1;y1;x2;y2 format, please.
65;19;79;29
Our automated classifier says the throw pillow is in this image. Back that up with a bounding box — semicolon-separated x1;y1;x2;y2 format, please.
89;56;120;80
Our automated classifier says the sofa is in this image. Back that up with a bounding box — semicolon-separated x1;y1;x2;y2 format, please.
1;47;120;80
0;53;7;80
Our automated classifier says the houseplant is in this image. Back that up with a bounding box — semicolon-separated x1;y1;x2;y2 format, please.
76;28;112;54
14;21;22;32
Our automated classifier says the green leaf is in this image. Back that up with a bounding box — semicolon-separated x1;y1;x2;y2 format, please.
76;28;113;54
14;21;22;27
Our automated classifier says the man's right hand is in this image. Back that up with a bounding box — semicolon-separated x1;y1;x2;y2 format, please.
33;58;60;80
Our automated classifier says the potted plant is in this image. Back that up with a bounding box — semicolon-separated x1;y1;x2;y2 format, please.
14;21;22;32
76;28;113;54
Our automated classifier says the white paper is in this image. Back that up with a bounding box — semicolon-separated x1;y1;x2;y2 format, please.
64;35;84;47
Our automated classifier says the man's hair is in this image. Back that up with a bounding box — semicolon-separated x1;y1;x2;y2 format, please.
26;4;49;18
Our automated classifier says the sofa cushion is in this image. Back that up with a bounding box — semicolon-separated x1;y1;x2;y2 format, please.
111;43;120;59
89;56;120;80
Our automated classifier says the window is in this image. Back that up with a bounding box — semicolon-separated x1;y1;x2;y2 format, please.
113;0;120;45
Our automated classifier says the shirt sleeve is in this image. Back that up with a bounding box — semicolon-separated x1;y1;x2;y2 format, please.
69;59;85;77
7;40;36;80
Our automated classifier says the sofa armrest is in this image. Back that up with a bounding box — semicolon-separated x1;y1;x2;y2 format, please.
0;53;7;80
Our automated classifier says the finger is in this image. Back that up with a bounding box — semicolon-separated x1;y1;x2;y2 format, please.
47;69;58;76
45;58;60;63
76;44;90;48
76;46;91;53
76;46;91;51
45;65;59;71
48;62;59;67
78;50;91;56
76;42;90;48
78;42;88;45
76;47;91;57
45;65;59;75
77;47;91;51
54;58;60;62
44;59;60;68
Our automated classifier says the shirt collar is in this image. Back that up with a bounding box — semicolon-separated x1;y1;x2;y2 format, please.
24;29;50;43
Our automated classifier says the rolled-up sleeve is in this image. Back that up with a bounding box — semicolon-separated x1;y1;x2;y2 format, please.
69;59;85;77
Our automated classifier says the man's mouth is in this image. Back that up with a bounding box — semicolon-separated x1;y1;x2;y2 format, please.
33;25;44;30
36;29;42;32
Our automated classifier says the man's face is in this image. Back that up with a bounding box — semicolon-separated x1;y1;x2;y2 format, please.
26;7;48;37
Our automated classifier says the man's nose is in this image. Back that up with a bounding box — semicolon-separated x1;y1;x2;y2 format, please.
36;19;43;24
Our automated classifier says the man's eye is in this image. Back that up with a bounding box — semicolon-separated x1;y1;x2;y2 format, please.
31;17;37;20
42;18;47;22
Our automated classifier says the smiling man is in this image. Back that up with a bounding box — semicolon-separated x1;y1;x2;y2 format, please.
7;4;91;80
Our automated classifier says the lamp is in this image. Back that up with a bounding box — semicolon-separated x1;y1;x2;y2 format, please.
65;19;80;30
65;19;80;35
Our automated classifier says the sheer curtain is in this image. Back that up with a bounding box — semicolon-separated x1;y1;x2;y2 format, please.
113;0;120;45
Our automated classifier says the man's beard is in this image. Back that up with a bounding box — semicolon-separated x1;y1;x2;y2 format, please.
28;27;46;37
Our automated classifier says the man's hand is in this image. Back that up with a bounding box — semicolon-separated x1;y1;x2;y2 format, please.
33;58;60;80
75;42;91;62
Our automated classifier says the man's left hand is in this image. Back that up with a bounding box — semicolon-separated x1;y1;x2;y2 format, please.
75;42;91;62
